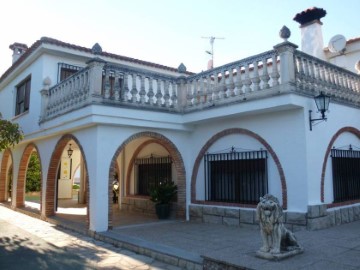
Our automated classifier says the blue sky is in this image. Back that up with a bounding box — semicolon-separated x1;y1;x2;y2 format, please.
0;0;359;74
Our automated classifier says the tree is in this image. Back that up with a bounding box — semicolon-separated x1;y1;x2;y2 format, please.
0;113;23;151
26;153;41;192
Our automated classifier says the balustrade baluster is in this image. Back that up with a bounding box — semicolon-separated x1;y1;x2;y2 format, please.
252;61;261;91
271;55;280;86
186;81;193;106
261;58;270;89
164;80;170;107
113;71;120;100
244;65;252;93
104;70;111;99
213;72;219;100
131;73;138;102
147;77;154;105
170;81;177;108
206;75;213;102
122;73;129;102
220;70;227;98
155;79;163;106
227;69;235;97
235;66;243;95
139;75;146;104
193;79;199;105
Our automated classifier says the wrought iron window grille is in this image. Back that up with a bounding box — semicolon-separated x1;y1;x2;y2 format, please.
134;154;172;196
331;145;360;203
204;147;268;205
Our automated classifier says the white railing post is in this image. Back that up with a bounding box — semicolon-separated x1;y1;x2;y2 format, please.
39;77;51;123
86;57;106;96
273;41;298;85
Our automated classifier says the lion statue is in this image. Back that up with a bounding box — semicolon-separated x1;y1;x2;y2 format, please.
256;194;300;254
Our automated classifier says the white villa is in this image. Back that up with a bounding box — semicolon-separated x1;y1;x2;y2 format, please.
1;7;360;232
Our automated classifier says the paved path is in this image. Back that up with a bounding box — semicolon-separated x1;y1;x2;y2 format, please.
0;206;181;270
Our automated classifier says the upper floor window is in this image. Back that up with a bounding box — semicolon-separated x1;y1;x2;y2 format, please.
15;76;31;116
57;63;82;82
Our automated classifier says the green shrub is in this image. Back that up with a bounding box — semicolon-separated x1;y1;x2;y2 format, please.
26;153;41;192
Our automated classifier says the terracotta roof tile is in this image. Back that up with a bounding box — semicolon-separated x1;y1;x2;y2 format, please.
0;37;193;84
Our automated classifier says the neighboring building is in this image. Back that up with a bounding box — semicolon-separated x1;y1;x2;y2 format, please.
0;7;359;232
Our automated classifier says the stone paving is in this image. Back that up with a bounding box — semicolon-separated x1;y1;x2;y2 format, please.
2;203;360;270
0;205;181;270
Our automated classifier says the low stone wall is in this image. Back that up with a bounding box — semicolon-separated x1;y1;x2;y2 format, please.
307;203;360;230
190;203;360;231
121;197;156;217
121;197;178;219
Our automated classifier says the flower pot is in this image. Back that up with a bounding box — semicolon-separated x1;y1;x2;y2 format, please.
155;203;170;219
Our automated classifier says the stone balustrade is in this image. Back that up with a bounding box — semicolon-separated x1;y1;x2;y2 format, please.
182;50;280;110
40;42;360;122
102;64;179;109
45;67;90;120
294;51;360;104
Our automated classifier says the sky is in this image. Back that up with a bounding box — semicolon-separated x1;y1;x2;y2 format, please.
0;0;359;75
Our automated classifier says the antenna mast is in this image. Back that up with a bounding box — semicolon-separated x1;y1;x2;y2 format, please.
201;36;225;69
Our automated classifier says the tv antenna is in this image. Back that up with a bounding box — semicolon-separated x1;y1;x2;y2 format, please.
201;36;225;69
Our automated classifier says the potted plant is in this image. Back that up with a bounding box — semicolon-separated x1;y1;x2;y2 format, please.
149;181;177;219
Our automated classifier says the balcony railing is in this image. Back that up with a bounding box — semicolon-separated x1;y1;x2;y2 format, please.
39;42;360;122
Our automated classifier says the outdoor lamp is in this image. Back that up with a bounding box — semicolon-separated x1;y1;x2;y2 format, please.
67;144;73;158
309;92;331;131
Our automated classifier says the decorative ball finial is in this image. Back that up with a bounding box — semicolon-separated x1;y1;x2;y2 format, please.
92;43;102;55
178;63;187;73
355;60;360;74
279;25;291;41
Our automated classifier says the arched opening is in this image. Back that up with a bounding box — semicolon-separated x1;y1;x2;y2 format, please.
108;132;186;229
18;145;42;213
45;135;89;228
321;127;360;204
0;149;13;204
191;128;287;209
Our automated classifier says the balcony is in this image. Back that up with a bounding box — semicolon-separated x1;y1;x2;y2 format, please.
39;42;360;124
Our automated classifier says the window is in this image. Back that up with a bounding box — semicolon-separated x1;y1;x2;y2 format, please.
15;76;31;116
135;156;172;196
57;63;82;82
204;149;268;205
331;148;360;203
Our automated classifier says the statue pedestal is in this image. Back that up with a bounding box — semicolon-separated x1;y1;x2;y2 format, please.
256;248;304;261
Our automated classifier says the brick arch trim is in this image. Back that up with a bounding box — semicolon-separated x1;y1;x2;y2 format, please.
108;132;186;229
0;149;13;202
191;128;288;209
321;127;360;202
16;143;42;209
45;134;90;227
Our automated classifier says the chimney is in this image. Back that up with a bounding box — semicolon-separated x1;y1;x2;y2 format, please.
9;42;28;64
293;7;326;60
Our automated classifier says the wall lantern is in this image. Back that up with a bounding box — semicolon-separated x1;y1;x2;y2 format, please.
309;92;331;131
67;144;73;158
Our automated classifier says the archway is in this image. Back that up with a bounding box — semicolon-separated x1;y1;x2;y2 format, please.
0;149;13;203
16;143;42;211
108;132;186;229
321;127;360;203
45;135;89;227
191;128;288;209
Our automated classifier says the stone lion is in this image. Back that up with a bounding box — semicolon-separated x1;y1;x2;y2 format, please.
256;194;300;254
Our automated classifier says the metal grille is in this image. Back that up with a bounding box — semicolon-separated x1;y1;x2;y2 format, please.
57;63;82;82
135;156;172;196
204;150;268;204
331;149;360;203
